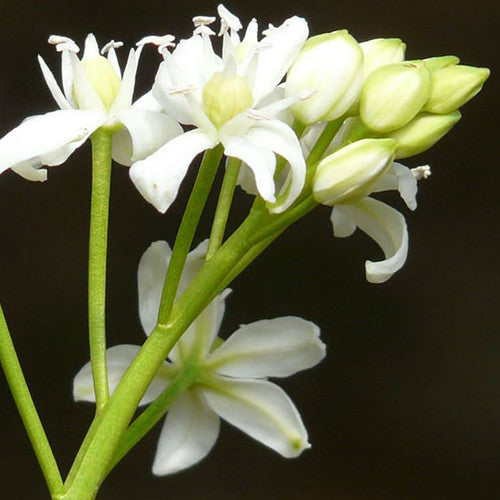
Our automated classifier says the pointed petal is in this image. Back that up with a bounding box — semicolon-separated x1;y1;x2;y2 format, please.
113;109;183;166
69;52;105;111
138;240;209;336
83;33;100;59
129;129;217;213
38;56;72;110
152;391;220;475
252;17;309;103
61;50;76;106
0;110;104;177
106;46;122;78
371;162;418;210
206;317;325;378
203;378;310;458
73;345;171;405
110;47;140;113
331;197;409;283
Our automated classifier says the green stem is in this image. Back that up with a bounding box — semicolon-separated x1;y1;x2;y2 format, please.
157;145;224;325
88;129;113;414
206;157;241;260
0;305;64;496
306;117;344;168
106;364;198;476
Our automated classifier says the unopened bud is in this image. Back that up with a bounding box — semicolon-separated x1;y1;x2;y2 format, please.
313;138;397;206
285;30;363;124
425;65;490;114
423;55;459;73
202;72;253;129
360;61;431;133
360;38;406;79
388;111;461;159
74;56;122;111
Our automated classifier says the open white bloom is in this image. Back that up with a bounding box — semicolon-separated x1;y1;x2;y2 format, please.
130;4;309;213
74;240;326;475
0;34;182;181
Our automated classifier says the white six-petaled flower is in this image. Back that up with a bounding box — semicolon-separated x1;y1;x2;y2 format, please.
73;239;326;475
129;4;309;214
0;33;182;181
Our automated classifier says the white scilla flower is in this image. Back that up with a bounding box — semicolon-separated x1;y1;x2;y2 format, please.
0;34;182;181
129;5;309;214
74;241;326;474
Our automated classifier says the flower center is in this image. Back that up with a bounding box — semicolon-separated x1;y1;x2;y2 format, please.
202;72;253;129
74;55;122;111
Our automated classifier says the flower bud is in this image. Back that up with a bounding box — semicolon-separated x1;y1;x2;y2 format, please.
360;61;431;133
202;72;253;129
74;55;122;111
313;138;397;206
425;65;490;114
388;111;461;159
423;55;460;73
285;30;363;124
360;38;406;79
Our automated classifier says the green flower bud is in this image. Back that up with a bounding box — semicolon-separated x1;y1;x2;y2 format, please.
360;61;431;133
388;111;461;159
285;30;363;124
360;38;406;79
423;55;460;73
313;138;397;206
425;65;490;114
202;72;253;129
74;55;122;111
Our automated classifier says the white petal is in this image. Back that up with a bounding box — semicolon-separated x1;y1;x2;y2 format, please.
133;90;164;112
331;197;409;283
38;56;72;110
152;391;220;475
138;240;209;335
11;161;47;182
110;48;140;114
222;134;276;203
69;52;105;111
252;17;309;103
218;4;243;33
113;109;183;166
106;46;122;78
73;345;171;406
61;50;76;106
0;110;104;177
129;129;217;213
371;162;418;210
83;33;100;59
203;378;310;458
206;317;325;378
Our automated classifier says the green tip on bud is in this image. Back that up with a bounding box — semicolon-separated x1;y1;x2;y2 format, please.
74;56;122;111
360;38;406;79
360;61;431;133
388;111;461;159
285;30;363;124
313;138;397;206
202;72;253;129
423;55;460;73
425;65;490;114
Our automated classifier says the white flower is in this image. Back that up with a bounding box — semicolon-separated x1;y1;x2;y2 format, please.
74;240;326;475
0;34;182;181
130;5;309;214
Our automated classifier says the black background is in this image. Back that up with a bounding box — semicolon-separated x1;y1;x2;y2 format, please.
0;0;499;498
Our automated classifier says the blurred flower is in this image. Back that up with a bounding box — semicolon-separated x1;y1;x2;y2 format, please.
74;240;326;475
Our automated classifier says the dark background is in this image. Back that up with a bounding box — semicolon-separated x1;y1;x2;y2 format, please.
0;0;498;498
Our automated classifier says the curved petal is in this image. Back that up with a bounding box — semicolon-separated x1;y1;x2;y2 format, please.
331;197;409;283
113;109;183;166
222;134;276;203
138;240;209;336
110;47;140;114
371;162;418;210
11;161;48;182
129;129;218;213
61;50;76;106
152;390;220;476
206;317;325;378
38;56;72;110
0;110;104;177
252;17;309;103
202;378;310;458
132;90;163;112
73;345;171;406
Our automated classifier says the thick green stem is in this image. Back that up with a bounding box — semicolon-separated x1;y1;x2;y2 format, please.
0;306;64;496
88;129;113;414
206;157;241;259
157;145;224;325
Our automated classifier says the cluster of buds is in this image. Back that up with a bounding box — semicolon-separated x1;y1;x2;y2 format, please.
285;31;489;207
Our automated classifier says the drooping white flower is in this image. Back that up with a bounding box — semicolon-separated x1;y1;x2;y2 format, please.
130;5;309;214
0;34;182;181
74;240;326;475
